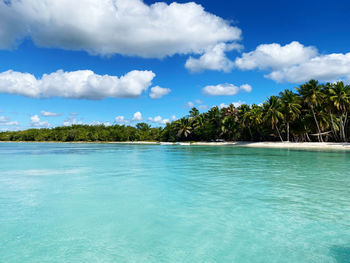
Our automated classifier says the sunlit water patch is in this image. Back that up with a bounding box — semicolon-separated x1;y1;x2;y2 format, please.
0;143;349;263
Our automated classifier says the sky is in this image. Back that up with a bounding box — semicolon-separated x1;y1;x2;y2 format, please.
0;0;350;130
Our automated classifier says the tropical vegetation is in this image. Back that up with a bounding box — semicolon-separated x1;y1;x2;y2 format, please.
1;80;350;143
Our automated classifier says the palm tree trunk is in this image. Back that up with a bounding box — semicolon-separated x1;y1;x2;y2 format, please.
339;114;346;142
339;115;344;142
344;112;348;142
248;125;253;141
287;122;290;142
304;125;311;142
329;110;339;141
310;105;323;142
275;125;283;142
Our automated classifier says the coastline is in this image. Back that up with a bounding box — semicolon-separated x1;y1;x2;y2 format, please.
192;141;350;150
1;141;350;150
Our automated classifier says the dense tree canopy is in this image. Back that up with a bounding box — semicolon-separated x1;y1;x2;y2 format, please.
1;80;350;143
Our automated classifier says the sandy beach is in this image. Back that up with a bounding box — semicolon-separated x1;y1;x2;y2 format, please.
191;141;350;150
2;141;350;150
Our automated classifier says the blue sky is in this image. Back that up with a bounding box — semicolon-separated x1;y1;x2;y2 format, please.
1;0;350;130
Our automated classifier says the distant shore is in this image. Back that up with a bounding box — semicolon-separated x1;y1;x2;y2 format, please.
1;141;350;150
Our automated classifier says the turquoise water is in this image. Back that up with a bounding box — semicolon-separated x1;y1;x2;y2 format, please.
0;143;350;263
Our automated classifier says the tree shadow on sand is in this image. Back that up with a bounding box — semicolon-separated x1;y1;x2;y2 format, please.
330;246;350;263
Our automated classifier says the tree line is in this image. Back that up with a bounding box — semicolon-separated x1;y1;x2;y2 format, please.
1;80;349;143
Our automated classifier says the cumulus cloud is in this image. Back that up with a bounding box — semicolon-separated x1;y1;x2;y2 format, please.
0;121;19;126
185;43;242;73
132;112;143;122
0;0;241;59
148;116;170;125
40;110;63;117
30;115;50;128
0;69;155;99
0;116;19;126
218;100;245;109
202;83;252;96
0;116;9;122
115;116;129;124
185;101;195;108
63;117;82;127
235;41;317;70
267;53;350;83
89;121;111;126
185;100;209;109
149;86;171;99
235;41;350;83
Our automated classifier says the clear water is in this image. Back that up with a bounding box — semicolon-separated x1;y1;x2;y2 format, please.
0;143;350;263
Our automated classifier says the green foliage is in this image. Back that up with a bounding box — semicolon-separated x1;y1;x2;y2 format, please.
1;80;350;143
0;124;162;142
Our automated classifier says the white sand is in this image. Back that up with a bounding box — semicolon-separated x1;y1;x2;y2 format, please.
2;141;350;150
192;141;350;150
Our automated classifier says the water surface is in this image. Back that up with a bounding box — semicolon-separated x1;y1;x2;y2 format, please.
0;143;349;262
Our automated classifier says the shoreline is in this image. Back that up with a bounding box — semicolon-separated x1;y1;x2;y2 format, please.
1;141;350;150
193;141;350;150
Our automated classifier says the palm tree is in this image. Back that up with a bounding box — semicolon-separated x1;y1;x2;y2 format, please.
297;80;325;142
208;106;222;138
175;118;192;140
263;96;284;142
224;104;238;118
323;83;339;141
239;104;253;140
189;107;199;118
250;104;264;139
279;89;301;142
329;81;350;141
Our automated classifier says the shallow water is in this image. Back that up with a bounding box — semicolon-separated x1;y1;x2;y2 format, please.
0;143;350;263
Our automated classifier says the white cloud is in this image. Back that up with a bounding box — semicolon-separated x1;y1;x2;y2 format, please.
63;117;82;127
0;69;155;99
185;101;195;108
267;53;350;83
198;105;209;110
132;112;143;122
219;100;245;109
0;116;9;122
185;43;241;73
0;0;241;58
40;110;63;117
239;84;252;93
90;121;111;126
232;101;245;107
1;121;20;126
30;115;50;128
171;115;177;121
185;100;209;109
203;83;252;96
115;116;129;124
149;86;171;99
218;103;228;109
235;41;317;70
148;116;170;125
235;41;350;83
0;116;19;126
